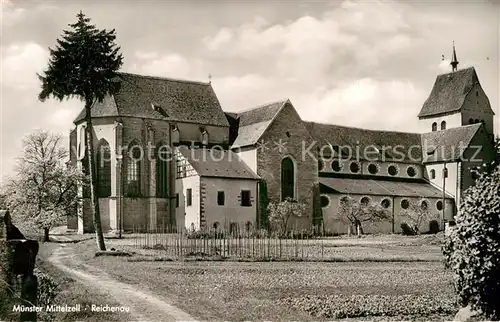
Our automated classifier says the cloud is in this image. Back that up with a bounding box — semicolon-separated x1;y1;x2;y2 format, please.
296;79;425;132
128;51;207;81
1;42;48;90
0;0;27;26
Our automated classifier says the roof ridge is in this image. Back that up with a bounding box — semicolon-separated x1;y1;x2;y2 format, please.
307;121;420;136
118;71;211;86
232;98;289;115
436;66;475;78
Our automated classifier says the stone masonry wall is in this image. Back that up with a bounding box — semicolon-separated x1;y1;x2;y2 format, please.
257;102;318;230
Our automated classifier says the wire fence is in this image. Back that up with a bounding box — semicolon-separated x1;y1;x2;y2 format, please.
131;224;331;260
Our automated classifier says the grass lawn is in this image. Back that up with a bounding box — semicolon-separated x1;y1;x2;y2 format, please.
36;243;132;322
71;234;458;321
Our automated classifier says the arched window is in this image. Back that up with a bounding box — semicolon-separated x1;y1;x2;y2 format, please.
430;169;436;179
81;152;90;198
126;140;142;196
432;122;437;132
96;139;111;197
156;142;168;198
281;157;295;201
77;125;86;160
440;121;446;130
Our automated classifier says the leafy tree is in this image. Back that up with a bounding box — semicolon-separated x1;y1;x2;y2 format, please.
3;131;85;241
400;199;431;235
268;198;306;235
339;196;390;235
38;11;123;250
442;164;500;320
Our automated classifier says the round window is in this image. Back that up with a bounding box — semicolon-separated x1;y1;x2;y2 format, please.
381;198;391;209
368;163;378;175
421;200;429;210
436;200;443;211
332;160;341;172
401;199;410;209
407;166;417;177
318;159;324;172
339;196;349;205
388;165;398;176
360;196;371;206
320;195;330;208
350;162;360;173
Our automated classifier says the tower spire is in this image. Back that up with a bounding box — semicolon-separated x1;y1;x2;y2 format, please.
450;41;459;72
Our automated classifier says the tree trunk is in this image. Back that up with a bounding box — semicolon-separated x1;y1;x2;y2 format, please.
85;100;106;251
43;228;49;242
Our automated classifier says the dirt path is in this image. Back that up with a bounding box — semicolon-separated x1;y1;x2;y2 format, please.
47;244;196;322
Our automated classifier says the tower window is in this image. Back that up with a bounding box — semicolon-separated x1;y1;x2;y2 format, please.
476;91;478;97
432;122;437;132
440;121;446;130
430;169;436;179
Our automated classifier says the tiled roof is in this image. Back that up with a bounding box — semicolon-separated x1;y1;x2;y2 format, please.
418;67;483;118
319;177;454;199
74;72;229;127
230;99;288;148
73;95;119;122
305;122;423;163
177;146;260;180
421;123;482;163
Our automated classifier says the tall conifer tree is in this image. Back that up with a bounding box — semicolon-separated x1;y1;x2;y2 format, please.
38;11;124;250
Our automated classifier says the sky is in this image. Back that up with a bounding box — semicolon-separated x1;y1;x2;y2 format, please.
1;0;499;183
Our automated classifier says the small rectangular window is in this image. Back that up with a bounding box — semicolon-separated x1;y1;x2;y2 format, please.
175;193;179;208
241;190;251;207
217;191;225;206
186;188;192;206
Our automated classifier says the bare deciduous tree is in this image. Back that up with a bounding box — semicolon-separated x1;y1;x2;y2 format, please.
268;198;307;235
3;131;85;241
400;200;431;235
339;196;390;236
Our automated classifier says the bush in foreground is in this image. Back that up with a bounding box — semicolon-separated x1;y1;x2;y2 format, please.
442;165;500;320
280;294;456;319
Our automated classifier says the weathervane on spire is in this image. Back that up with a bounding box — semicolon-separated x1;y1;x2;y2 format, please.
208;73;212;84
450;41;459;72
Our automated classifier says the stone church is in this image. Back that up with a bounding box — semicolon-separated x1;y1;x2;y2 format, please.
68;47;496;234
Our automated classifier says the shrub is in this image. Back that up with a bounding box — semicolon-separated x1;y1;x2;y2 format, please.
442;165;500;320
35;268;59;321
400;222;417;236
428;220;439;234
